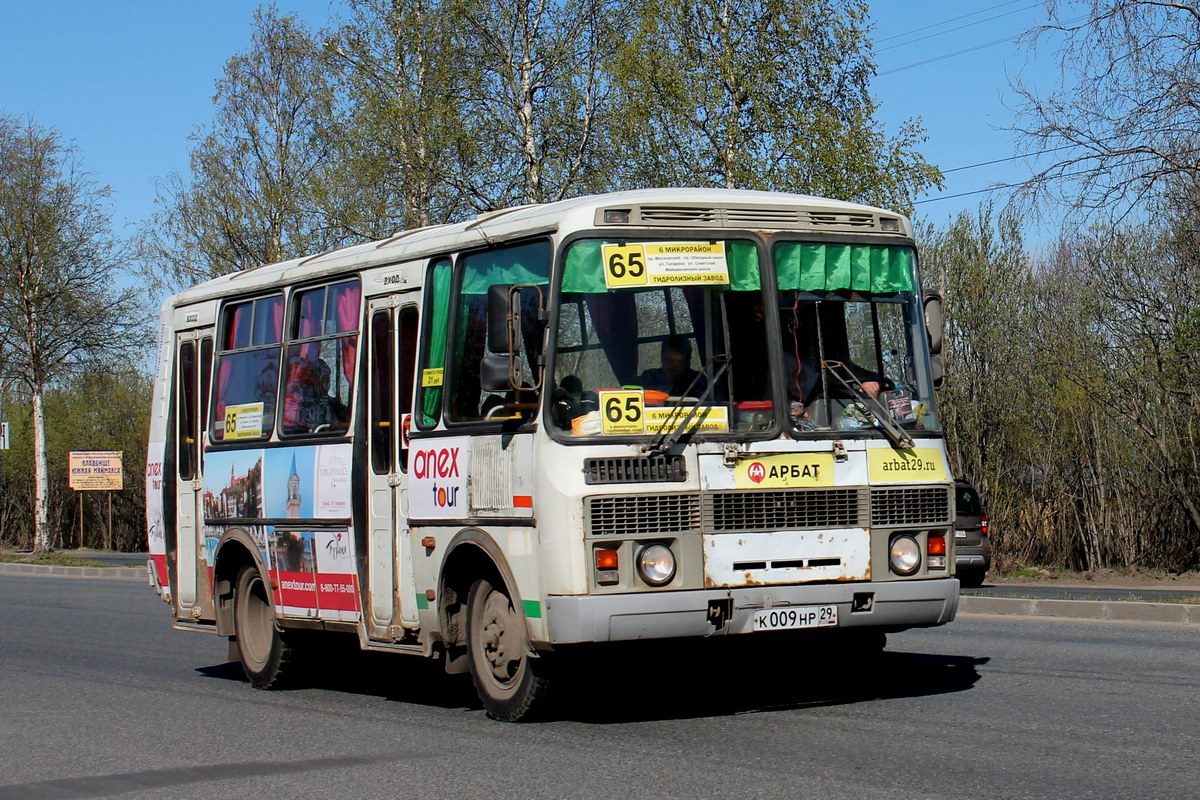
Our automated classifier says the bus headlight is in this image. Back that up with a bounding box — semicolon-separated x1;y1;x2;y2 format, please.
637;544;676;586
889;535;921;576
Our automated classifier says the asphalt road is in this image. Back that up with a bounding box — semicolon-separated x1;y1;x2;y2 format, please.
1;576;1197;800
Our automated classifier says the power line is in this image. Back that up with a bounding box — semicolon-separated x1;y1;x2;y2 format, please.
874;0;1029;45
875;3;1040;54
914;153;1167;205
877;15;1085;77
878;34;1021;76
941;144;1078;174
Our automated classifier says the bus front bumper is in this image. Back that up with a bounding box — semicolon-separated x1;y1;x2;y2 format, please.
544;578;959;644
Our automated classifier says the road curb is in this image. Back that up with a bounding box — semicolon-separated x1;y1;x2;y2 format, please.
961;595;1199;624
0;562;146;582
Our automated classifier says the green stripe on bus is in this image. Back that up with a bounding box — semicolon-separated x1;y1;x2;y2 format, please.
523;600;542;619
415;594;429;610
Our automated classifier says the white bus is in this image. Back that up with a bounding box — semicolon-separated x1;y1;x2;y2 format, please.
146;188;958;721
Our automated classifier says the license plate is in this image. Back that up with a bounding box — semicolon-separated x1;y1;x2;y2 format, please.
752;605;837;631
955;529;967;539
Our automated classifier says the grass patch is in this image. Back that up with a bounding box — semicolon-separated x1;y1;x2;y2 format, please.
0;551;115;568
1006;567;1047;579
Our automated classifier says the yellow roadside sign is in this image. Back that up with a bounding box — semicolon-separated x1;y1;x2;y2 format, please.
69;451;124;491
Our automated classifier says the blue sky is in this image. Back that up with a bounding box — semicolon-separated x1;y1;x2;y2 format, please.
0;0;1066;242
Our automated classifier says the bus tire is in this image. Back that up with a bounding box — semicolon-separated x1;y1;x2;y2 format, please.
466;577;551;722
233;565;296;689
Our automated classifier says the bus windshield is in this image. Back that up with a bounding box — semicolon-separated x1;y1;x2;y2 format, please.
550;236;940;439
771;239;939;436
775;293;939;435
550;237;769;437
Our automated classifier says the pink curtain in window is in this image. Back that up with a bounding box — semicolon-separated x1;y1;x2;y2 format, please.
336;283;362;383
270;296;284;342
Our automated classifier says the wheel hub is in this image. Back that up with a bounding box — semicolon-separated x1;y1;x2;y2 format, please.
480;591;521;683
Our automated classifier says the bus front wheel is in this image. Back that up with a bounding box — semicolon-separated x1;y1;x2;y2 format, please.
466;577;551;721
233;565;296;689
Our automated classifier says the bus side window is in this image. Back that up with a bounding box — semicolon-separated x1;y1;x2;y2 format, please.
211;295;283;442
177;341;197;480
397;305;419;470
281;279;362;436
369;310;393;475
448;240;550;423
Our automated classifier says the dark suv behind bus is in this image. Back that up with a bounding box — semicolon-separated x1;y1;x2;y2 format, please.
954;480;991;588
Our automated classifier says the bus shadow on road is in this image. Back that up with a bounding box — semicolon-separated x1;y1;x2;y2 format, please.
199;637;987;723
545;643;988;724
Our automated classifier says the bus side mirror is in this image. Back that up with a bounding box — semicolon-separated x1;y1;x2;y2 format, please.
924;293;945;389
487;283;513;355
924;293;944;355
481;356;510;392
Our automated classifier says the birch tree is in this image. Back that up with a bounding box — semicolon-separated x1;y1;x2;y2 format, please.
0;117;144;554
610;0;940;211
322;0;471;233
1016;1;1200;216
453;0;620;209
142;7;336;290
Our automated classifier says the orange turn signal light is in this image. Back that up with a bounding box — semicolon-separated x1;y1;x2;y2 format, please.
927;534;946;556
594;548;619;570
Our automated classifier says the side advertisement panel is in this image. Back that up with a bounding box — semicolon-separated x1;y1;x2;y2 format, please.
146;441;168;588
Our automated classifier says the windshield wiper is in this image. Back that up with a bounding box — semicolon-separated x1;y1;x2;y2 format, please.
821;360;914;450
643;356;732;456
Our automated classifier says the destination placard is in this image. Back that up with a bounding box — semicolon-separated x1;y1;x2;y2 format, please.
601;241;729;288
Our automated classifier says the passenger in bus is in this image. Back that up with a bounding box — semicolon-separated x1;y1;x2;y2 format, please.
638;335;706;397
284;354;337;432
256;362;279;415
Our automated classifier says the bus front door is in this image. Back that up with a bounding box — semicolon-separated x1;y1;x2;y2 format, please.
365;297;420;636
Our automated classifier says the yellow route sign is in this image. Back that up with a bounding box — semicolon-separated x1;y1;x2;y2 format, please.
602;241;729;288
223;402;264;440
599;390;645;435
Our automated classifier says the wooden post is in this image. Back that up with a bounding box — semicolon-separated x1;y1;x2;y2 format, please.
106;492;112;551
78;492;84;550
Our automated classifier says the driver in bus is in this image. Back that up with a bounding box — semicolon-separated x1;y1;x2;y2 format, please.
638;335;706;397
784;301;882;410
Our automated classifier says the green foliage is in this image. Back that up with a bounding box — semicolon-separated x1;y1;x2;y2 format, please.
0;371;151;551
922;195;1200;572
0;371;152;551
321;0;472;232
608;0;941;210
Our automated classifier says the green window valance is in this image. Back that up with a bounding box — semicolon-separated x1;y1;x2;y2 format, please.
773;242;914;294
561;239;761;293
461;240;550;294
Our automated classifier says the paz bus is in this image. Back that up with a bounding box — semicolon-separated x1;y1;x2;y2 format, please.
145;188;958;721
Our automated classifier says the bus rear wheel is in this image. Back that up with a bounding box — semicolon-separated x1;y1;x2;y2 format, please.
466;577;551;722
233;565;296;689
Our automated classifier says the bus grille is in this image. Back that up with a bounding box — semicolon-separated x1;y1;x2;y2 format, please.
585;494;701;536
703;489;865;532
583;455;687;485
870;486;952;527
